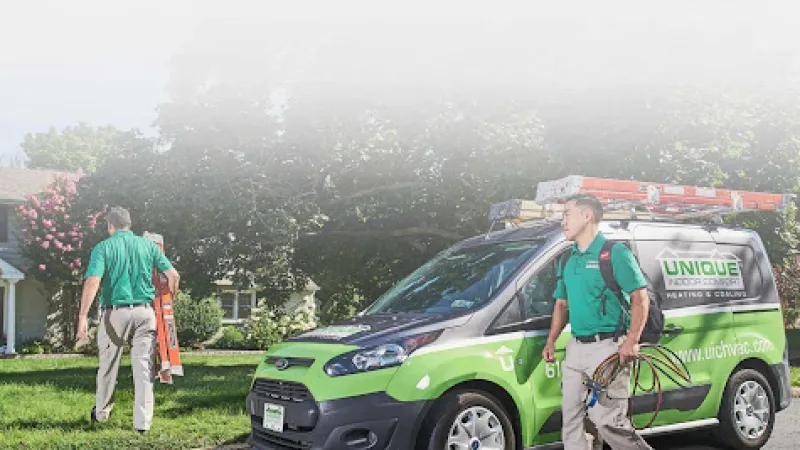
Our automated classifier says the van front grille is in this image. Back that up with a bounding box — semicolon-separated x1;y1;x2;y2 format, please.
252;379;311;403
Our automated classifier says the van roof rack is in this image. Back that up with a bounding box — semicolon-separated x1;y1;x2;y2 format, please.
488;175;794;233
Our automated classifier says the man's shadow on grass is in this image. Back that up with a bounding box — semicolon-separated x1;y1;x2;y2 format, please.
7;418;90;431
6;419;250;449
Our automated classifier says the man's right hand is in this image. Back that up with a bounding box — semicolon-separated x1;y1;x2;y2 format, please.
542;341;556;363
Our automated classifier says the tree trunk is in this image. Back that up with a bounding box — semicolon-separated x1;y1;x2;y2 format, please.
45;282;82;351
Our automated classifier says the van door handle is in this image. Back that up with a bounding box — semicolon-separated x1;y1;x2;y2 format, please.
663;325;684;336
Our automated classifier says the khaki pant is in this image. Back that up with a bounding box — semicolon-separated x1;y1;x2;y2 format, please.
94;303;157;431
562;337;652;450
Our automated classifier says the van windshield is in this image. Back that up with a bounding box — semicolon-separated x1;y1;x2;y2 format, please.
364;240;542;315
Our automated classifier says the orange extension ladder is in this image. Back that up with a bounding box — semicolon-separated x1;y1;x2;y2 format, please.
489;175;794;225
143;232;183;383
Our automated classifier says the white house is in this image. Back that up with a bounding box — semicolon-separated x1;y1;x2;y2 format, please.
214;277;319;326
1;167;63;354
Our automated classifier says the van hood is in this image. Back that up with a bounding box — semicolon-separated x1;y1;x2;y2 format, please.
287;312;469;347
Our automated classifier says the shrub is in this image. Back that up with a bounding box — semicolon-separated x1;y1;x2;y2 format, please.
173;291;224;346
774;263;800;328
245;307;314;350
15;173;108;349
20;339;53;355
214;326;247;350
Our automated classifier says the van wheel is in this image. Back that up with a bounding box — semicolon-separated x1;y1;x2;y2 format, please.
716;368;775;449
418;390;516;450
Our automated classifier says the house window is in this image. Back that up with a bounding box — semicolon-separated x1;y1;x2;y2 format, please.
220;291;236;319
217;289;257;322
0;204;9;243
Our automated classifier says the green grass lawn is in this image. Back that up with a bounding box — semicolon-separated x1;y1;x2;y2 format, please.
0;353;262;450
0;354;796;450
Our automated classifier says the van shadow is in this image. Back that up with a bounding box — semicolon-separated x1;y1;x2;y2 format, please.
645;431;732;449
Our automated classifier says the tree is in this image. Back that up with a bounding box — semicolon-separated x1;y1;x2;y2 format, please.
652;90;800;191
774;258;800;328
15;173;107;349
285;100;549;318
76;116;321;300
69;21;800;323
21;123;151;173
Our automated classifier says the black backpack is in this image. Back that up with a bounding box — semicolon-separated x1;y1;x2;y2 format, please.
559;240;665;344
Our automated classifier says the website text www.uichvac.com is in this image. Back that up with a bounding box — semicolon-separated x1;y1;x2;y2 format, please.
674;338;775;364
543;338;775;379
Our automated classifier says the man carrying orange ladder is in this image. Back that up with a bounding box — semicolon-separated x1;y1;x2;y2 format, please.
76;207;181;433
143;231;184;383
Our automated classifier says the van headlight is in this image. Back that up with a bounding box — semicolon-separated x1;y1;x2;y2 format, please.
323;331;440;377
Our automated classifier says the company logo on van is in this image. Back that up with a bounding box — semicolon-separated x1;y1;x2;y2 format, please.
275;358;290;370
657;248;744;291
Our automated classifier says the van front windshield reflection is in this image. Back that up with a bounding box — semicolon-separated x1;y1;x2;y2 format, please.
364;241;541;315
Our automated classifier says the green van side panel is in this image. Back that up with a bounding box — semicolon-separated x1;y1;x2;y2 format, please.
636;310;736;430
732;309;786;366
386;332;541;445
251;308;784;447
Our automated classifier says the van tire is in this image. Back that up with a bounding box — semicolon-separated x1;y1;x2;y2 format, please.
715;368;776;449
418;389;516;450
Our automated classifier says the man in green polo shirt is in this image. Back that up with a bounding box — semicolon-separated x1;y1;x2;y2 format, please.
76;207;180;433
542;194;652;450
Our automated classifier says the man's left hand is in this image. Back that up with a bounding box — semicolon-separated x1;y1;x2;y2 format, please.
76;315;89;346
618;338;639;365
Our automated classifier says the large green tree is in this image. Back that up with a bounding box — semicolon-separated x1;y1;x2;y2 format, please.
73;22;800;323
21;123;150;173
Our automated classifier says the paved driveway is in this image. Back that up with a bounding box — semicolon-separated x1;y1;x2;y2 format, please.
648;400;799;449
221;399;799;449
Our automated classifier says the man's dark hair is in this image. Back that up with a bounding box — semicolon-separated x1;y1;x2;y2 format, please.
566;193;603;223
106;207;132;229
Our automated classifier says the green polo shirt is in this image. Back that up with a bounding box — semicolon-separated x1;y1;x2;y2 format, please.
553;232;647;337
84;230;173;306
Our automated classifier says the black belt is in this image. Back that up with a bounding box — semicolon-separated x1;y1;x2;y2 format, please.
101;303;152;311
574;331;618;343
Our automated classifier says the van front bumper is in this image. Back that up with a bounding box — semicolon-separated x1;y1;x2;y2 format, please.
246;386;429;450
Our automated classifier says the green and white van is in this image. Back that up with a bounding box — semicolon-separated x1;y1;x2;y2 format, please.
246;217;792;450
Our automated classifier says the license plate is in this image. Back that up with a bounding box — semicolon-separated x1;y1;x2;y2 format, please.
263;403;284;433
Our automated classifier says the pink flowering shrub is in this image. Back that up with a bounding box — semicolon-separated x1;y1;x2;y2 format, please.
15;172;107;285
14;172;109;350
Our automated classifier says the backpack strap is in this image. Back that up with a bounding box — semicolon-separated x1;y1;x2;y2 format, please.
598;240;630;338
557;251;570;281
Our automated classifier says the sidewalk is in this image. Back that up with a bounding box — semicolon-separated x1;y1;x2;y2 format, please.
195;445;251;450
2;349;264;359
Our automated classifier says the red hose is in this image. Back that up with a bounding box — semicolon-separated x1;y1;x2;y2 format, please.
590;344;692;431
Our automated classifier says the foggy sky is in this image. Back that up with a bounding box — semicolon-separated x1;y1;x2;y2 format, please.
2;0;798;166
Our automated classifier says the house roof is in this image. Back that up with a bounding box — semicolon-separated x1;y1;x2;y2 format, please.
0;167;66;203
0;256;24;280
